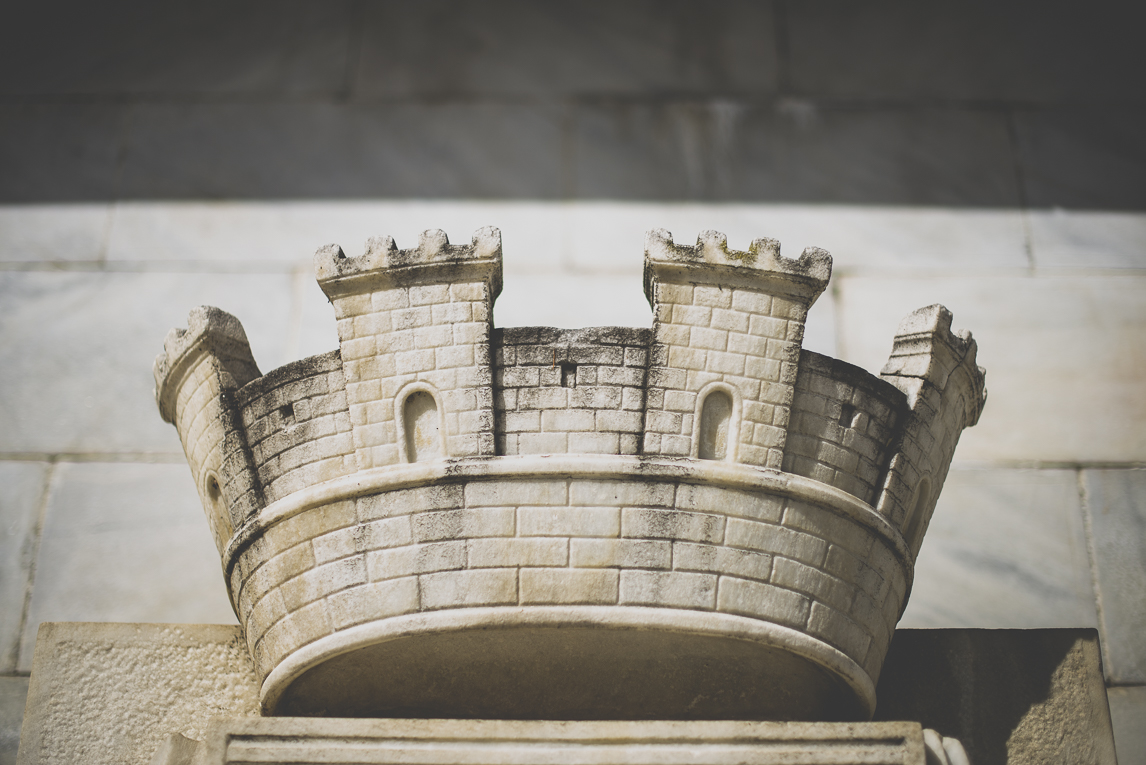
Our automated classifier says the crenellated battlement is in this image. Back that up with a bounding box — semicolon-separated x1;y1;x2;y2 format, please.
315;227;503;300
154;305;261;424
644;229;832;305
156;227;984;723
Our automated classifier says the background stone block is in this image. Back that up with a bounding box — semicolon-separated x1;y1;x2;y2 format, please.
837;275;1146;463
16;463;237;672
0;677;28;765
0;463;48;674
901;468;1097;629
1082;469;1146;684
1107;686;1146;765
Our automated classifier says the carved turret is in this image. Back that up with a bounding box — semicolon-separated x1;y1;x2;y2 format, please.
316;228;502;469
154;306;263;554
643;229;832;468
155;226;985;722
877;305;988;556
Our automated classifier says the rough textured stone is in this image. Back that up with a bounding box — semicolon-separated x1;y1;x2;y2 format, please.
17;623;259;765
873;629;1117;765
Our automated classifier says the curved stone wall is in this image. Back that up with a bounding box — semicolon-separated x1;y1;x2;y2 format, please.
785;351;908;505
223;456;910;719
236;350;355;505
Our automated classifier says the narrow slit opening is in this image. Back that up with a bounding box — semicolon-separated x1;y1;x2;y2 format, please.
838;403;858;428
559;361;577;388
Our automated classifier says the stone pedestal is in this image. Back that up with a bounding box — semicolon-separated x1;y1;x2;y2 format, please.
16;623;1118;765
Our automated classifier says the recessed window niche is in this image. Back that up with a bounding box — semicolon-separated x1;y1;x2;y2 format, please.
402;389;444;463
698;388;735;461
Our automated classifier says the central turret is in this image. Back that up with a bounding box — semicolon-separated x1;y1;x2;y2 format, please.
155;227;985;723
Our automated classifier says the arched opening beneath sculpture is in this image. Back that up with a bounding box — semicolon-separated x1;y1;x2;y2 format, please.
698;390;734;461
403;390;443;463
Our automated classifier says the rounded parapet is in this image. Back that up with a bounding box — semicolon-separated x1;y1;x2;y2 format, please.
880;304;987;428
644;229;832;305
222;454;911;722
315;227;503;301
154;306;264;554
877;304;988;553
154;306;261;423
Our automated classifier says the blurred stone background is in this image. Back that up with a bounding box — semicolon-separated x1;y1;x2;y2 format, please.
0;1;1144;761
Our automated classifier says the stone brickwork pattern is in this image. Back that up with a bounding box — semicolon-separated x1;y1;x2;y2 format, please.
642;230;832;469
785;351;907;506
236;351;354;505
228;474;907;686
315;229;502;470
155;227;984;721
493;327;649;456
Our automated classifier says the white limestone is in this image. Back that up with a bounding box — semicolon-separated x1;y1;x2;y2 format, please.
153;227;986;722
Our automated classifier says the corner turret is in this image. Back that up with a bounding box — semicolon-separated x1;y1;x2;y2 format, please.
876;305;988;556
154;306;263;554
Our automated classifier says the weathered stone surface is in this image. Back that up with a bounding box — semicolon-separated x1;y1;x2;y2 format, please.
231;458;903;721
170;718;930;765
18;625;1115;765
16;623;259;765
873;629;1117;765
156;228;982;723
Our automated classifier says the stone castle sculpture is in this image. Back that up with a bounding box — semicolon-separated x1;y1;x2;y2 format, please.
154;228;986;725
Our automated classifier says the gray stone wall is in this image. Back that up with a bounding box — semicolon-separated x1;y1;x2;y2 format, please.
492;327;649;456
237;351;353;505
785;351;907;506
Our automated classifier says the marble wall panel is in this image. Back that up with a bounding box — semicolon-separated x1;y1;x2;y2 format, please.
0;463;49;673
1083;469;1146;684
901;468;1097;629
17;462;237;671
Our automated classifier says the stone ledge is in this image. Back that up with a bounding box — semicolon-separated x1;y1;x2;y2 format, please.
183;718;927;765
222;455;912;579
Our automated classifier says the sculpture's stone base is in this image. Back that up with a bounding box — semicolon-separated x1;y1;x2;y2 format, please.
17;623;1118;765
272;610;865;721
160;718;929;765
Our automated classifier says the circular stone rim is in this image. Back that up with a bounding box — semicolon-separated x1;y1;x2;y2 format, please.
260;605;878;720
223;454;913;580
